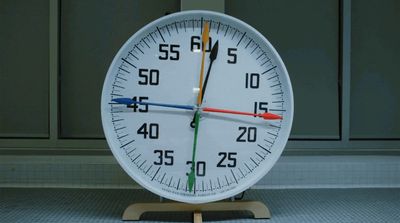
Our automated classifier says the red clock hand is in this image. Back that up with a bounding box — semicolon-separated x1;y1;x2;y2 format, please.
202;107;282;120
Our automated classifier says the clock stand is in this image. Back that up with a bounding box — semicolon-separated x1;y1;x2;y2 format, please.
122;200;270;223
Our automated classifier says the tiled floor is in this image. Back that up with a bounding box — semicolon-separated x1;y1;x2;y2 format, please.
1;188;399;222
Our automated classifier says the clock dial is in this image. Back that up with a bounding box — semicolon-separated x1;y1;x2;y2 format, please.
101;11;293;204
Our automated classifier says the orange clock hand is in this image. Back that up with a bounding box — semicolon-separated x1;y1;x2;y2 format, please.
196;21;210;105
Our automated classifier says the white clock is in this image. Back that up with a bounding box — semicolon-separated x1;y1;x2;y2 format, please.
101;10;293;204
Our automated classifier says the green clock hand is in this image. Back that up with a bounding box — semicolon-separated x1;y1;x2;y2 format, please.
188;110;200;192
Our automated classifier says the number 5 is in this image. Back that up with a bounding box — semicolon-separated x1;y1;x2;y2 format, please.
227;48;237;64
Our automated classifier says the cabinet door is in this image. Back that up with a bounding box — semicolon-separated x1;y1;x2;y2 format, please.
226;0;340;139
0;0;49;138
350;0;400;139
60;0;180;138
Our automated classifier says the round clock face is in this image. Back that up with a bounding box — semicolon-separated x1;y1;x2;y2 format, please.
101;10;293;204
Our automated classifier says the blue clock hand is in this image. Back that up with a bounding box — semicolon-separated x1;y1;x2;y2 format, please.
112;98;195;111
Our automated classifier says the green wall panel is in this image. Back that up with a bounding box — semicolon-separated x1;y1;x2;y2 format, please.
60;0;180;138
226;0;340;139
0;0;49;138
350;0;400;139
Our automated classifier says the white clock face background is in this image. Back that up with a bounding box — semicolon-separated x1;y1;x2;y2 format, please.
101;11;293;204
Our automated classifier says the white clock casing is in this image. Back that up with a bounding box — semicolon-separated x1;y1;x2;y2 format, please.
101;10;293;204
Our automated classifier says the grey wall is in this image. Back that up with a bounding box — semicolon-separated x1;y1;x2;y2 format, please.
0;0;49;138
0;0;399;156
60;0;180;139
226;0;340;139
350;0;400;139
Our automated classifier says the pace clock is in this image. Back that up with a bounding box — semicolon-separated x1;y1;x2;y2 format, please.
101;10;293;204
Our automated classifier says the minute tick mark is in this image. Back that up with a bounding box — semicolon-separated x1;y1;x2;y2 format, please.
183;20;187;32
224;25;230;37
138;160;146;169
251;45;259;55
135;45;144;54
116;76;128;82
128;52;139;60
174;22;179;34
160;173;166;184
118;67;130;74
156;27;165;42
142;39;150;48
231;169;238;184
117;134;128;139
200;17;203;34
256;52;265;60
165;25;171;36
121;58;137;68
132;154;141;163
260;58;271;66
258;144;271;153
149;33;156;43
237;32;246;46
262;66;277;74
152;167;161;181
256;152;265;160
268;75;278;80
267;132;278;137
270;83;282;88
126;148;136;155
176;178;181;190
245;39;252;49
121;139;135;148
145;165;153;175
244;163;252;172
231;29;238;40
250;157;259;167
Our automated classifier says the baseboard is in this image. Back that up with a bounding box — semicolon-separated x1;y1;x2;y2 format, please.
1;155;399;189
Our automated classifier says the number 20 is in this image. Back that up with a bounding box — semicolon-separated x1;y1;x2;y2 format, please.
236;127;257;142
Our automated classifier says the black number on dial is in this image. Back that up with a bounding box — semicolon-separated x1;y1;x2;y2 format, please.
138;69;159;85
236;126;257;142
253;102;268;115
217;152;237;167
186;161;206;177
137;123;159;139
127;96;149;112
227;48;237;64
190;36;212;52
159;44;180;60
153;150;174;166
245;73;260;89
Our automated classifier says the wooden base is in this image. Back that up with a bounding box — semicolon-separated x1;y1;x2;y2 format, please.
122;201;271;222
193;211;203;223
